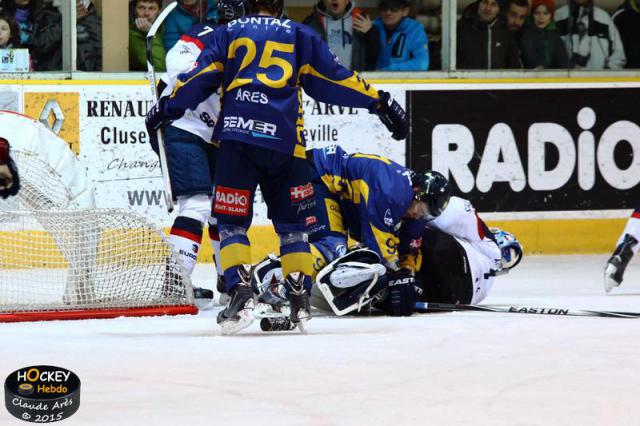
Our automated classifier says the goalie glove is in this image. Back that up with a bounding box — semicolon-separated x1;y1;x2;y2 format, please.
369;90;408;141
0;138;19;199
385;269;418;317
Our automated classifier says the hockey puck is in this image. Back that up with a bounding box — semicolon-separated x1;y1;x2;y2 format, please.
4;366;80;423
260;317;296;331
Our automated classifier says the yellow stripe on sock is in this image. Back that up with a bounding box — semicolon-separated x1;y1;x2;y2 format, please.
220;243;252;271
281;251;314;277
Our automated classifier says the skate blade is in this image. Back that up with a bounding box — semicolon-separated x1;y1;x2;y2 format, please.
220;309;254;336
604;264;620;293
294;310;311;335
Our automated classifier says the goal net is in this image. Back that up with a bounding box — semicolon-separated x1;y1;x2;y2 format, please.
0;111;195;322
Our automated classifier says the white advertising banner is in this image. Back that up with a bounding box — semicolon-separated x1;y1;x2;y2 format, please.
19;83;405;227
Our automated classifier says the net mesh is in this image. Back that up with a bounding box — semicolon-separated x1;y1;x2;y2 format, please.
0;149;193;315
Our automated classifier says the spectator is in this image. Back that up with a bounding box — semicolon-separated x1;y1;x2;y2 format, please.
162;0;216;51
130;0;165;71
12;0;37;47
519;0;568;69
31;0;101;71
302;0;380;71
504;0;529;36
555;0;626;69
0;12;19;48
373;0;429;71
457;0;521;69
613;0;640;68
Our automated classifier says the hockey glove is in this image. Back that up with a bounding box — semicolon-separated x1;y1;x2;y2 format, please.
385;269;418;316
145;97;170;155
0;138;19;199
490;227;523;271
0;159;19;199
369;90;408;141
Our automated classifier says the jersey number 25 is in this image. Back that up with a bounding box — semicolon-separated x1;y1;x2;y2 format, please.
226;38;294;91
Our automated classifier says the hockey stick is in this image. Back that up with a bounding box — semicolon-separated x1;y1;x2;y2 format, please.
259;302;640;331
414;302;640;319
145;1;178;213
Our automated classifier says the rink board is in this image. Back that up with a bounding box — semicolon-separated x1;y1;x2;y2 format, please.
3;77;638;256
189;216;630;263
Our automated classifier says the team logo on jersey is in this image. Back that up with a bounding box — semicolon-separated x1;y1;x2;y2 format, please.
384;209;393;227
214;186;250;216
290;183;314;202
223;116;278;139
305;215;318;227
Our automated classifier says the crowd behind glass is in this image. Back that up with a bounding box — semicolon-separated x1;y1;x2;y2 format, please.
0;0;636;72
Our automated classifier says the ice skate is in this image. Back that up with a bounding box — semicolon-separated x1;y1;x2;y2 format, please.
604;234;638;293
217;265;255;335
285;272;311;334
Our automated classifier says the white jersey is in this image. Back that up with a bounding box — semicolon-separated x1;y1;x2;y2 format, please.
426;196;502;304
161;32;220;143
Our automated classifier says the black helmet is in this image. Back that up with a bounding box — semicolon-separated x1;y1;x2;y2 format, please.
217;0;250;24
411;170;451;218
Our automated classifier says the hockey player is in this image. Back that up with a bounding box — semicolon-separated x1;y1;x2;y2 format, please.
146;0;408;334
254;145;450;317
307;145;445;316
0;137;20;199
313;199;520;316
604;203;640;293
256;171;522;317
416;196;522;306
153;2;249;307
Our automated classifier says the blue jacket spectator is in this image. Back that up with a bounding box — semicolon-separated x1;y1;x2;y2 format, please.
162;0;217;51
373;0;429;71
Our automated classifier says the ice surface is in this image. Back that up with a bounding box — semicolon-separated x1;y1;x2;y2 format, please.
1;255;639;426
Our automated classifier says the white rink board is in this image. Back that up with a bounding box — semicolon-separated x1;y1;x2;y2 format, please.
17;83;405;227
11;79;640;227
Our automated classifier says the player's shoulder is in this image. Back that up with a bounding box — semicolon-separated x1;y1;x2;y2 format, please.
447;196;474;213
183;22;219;41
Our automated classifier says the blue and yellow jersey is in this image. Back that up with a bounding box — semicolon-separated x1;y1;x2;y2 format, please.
311;144;425;272
161;16;380;159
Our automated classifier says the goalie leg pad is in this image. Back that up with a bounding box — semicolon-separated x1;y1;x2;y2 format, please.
252;254;287;306
315;248;388;316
